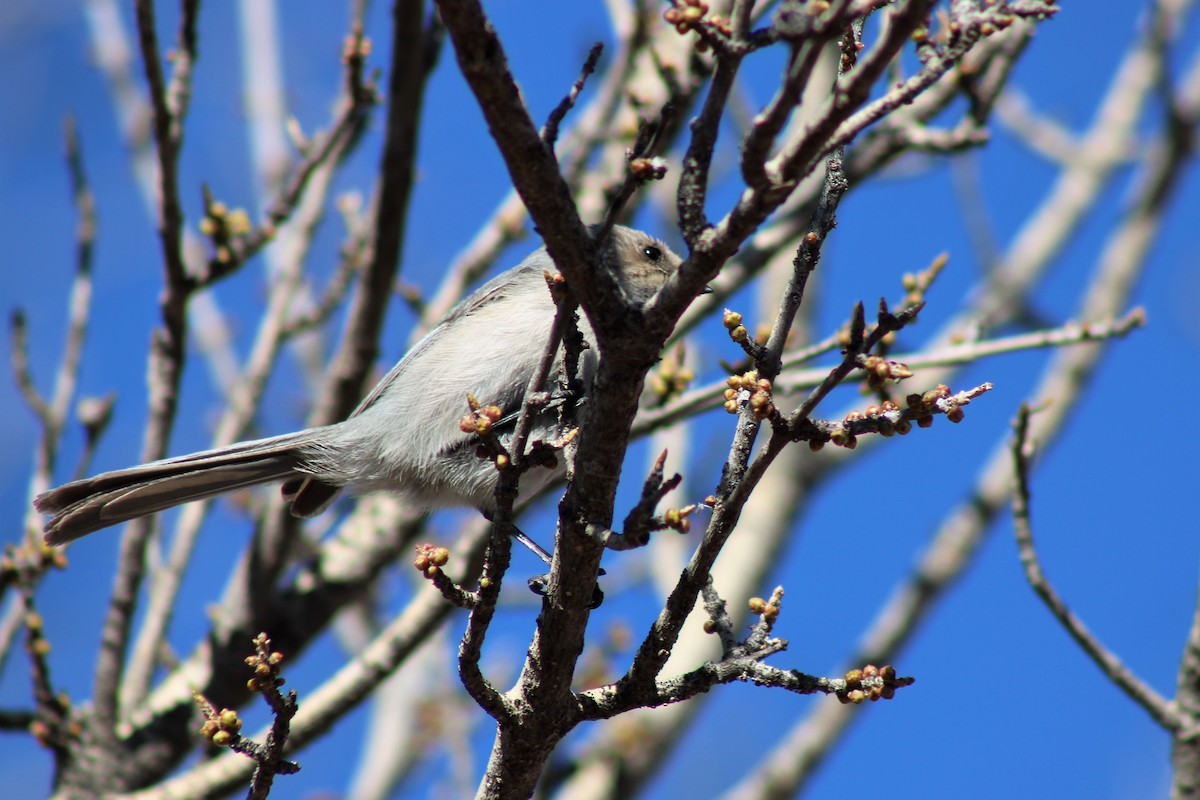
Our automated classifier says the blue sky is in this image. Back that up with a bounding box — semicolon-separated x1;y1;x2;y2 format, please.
2;1;1199;798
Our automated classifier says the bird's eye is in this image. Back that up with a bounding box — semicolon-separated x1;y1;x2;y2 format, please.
642;245;663;262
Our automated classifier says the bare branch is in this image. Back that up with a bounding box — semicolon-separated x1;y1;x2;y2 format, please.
1010;405;1176;730
309;0;434;427
541;43;605;151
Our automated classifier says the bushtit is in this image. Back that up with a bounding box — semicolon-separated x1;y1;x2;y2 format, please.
36;226;683;546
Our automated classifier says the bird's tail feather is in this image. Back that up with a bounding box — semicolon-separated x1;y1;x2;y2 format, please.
35;431;319;545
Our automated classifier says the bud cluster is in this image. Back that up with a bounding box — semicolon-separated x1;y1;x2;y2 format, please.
863;400;908;438
723;370;775;420
662;503;699;534
459;401;503;436
860;355;913;390
244;632;286;693
838;663;906;704
1;540;68;585
629;157;669;182
414;543;451;579
901;252;948;307
199;200;254;265
748;595;780;622
663;0;709;34
906;384;963;426
650;344;695;404
723;309;749;343
341;30;373;63
199;705;243;747
542;270;569;303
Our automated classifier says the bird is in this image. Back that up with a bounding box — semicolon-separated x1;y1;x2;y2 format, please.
35;226;683;548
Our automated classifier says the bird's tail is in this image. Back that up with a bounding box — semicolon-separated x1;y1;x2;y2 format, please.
35;431;323;545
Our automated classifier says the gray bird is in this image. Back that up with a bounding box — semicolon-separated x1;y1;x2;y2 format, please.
36;226;682;547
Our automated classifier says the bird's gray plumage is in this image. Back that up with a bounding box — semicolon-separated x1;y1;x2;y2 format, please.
35;226;682;545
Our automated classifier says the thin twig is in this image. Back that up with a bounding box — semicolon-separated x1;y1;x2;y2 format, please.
308;0;432;427
93;0;203;744
9;313;51;426
541;43;604;151
202;28;378;285
634;308;1147;438
1010;405;1177;730
720;17;1200;794
123;523;488;800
